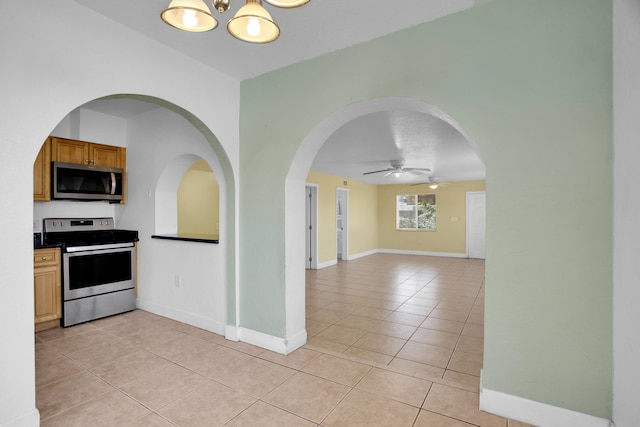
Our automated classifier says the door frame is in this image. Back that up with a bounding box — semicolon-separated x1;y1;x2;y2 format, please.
336;187;349;261
466;191;486;259
305;184;319;269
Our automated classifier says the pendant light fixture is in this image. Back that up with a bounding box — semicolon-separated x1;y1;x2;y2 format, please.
227;0;279;43
263;0;310;8
161;0;218;32
162;0;309;43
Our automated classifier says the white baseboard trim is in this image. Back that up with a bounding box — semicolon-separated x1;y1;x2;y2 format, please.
317;259;337;269
136;298;226;336
480;387;614;427
225;325;307;355
0;408;40;427
379;248;467;258
345;249;379;261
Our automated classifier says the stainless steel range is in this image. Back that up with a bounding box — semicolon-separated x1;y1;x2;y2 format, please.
43;218;138;327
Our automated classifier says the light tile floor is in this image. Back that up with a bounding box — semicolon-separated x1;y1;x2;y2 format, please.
35;254;533;426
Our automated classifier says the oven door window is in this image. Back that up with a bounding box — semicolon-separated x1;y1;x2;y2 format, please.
68;251;132;289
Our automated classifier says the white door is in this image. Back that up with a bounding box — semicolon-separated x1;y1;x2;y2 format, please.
336;188;348;260
305;185;318;269
467;191;486;259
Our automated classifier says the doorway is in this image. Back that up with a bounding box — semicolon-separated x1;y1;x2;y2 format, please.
466;191;486;259
336;188;348;260
305;184;318;269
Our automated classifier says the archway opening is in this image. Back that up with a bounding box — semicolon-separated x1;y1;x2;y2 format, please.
285;97;486;365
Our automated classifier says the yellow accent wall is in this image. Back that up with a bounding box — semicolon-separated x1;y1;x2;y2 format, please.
378;180;485;254
177;159;220;235
307;170;484;262
306;171;379;263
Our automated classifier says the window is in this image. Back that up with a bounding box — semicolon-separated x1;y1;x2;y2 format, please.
396;194;436;230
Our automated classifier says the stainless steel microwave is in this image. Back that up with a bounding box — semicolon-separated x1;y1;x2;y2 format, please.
52;161;124;202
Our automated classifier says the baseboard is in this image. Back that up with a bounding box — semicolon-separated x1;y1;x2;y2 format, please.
225;325;307;355
316;249;467;268
379;248;467;258
480;387;614;427
136;298;226;335
0;408;40;427
317;259;337;269
345;249;379;261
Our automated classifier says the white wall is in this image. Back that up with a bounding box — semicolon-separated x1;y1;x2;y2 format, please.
0;1;239;425
118;107;227;333
613;0;640;426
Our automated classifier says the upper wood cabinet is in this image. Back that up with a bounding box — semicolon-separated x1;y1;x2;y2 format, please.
51;137;125;168
33;137;127;203
33;137;51;202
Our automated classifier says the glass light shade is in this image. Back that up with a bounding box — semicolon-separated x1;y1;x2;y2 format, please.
263;0;310;8
429;184;438;189
227;0;280;43
161;0;218;32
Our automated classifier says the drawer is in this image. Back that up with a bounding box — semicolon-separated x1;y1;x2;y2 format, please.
34;248;60;266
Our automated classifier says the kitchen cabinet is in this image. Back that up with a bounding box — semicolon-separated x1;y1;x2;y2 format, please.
51;136;125;168
34;248;61;332
33;137;127;203
33;137;51;201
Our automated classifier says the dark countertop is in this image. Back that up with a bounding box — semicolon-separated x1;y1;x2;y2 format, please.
34;243;64;250
151;233;219;244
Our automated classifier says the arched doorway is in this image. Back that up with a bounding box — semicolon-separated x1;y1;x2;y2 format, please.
284;96;484;349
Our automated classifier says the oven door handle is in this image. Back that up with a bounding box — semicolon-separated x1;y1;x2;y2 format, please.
66;242;134;253
110;172;117;195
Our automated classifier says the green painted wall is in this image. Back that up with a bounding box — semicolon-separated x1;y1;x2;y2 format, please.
239;0;611;418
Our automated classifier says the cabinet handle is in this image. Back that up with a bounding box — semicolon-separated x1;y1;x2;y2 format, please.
42;257;47;260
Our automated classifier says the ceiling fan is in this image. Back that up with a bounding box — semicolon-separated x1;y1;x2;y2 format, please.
411;176;449;189
362;160;431;177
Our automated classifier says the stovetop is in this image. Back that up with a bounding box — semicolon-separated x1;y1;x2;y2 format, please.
43;229;139;247
42;217;138;247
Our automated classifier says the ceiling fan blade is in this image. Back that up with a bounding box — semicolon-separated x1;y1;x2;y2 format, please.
383;170;395;176
407;169;427;175
363;168;393;175
404;167;431;172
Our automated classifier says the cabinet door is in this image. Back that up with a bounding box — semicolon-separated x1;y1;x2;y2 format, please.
91;143;121;168
34;265;61;323
52;137;89;164
33;138;51;201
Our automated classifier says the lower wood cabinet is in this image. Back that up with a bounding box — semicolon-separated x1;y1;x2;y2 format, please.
34;248;61;331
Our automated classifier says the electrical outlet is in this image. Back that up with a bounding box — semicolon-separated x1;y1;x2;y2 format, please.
174;275;181;287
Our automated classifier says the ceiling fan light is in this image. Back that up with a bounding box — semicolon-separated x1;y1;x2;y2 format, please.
429;184;438;189
227;0;280;43
263;0;311;8
161;0;218;32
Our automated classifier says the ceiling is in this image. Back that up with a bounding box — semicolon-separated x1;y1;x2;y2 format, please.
73;0;477;80
76;0;486;185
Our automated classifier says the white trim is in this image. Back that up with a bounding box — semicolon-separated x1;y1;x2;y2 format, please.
379;249;467;258
336;187;349;261
225;325;240;341
345;249;379;261
480;388;615;427
136;298;226;335
225;326;307;355
466;191;486;259
0;409;39;427
317;259;338;269
305;184;319;270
